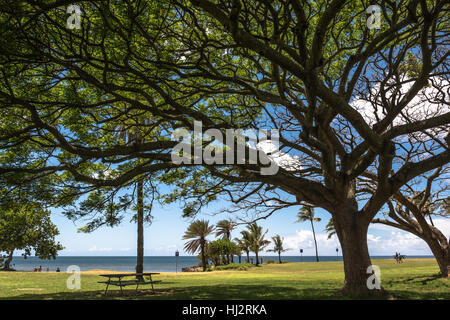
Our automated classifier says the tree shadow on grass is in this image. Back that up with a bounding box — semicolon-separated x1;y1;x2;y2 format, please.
383;274;450;300
386;289;450;300
2;284;342;300
0;288;174;300
402;273;444;285
0;283;404;300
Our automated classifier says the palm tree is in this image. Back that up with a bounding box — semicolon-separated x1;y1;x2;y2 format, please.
183;220;215;271
325;218;336;239
245;223;270;266
216;219;236;263
235;236;251;263
215;219;235;240
297;206;321;262
233;243;242;263
268;235;290;263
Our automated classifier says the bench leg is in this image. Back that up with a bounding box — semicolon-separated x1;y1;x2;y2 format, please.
104;283;109;295
119;278;123;295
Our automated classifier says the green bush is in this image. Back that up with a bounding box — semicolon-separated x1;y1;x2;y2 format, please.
214;263;254;271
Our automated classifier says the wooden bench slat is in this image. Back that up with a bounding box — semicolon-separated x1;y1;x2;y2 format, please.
98;280;162;286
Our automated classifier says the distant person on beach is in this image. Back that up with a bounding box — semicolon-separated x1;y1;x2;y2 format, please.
46;267;49;272
33;267;37;272
38;266;42;272
56;267;60;272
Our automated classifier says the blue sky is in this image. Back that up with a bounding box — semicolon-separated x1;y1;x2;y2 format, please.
47;195;449;257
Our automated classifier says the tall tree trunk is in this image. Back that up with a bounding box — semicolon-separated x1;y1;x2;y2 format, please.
278;252;281;264
333;207;380;295
136;179;144;280
200;242;207;271
255;250;259;266
238;255;241;263
3;250;13;270
425;237;449;278
310;218;319;262
246;251;249;263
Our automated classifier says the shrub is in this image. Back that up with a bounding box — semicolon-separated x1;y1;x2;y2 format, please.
214;263;254;271
207;239;240;265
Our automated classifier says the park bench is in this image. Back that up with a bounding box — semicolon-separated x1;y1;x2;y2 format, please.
98;273;161;295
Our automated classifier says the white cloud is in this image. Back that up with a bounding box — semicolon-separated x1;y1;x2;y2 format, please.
148;244;179;254
276;222;450;256
369;223;399;232
352;76;450;133
369;218;450;242
281;229;340;255
367;231;430;255
257;140;303;171
88;245;113;252
368;219;450;255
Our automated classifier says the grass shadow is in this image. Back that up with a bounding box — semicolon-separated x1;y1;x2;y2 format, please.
0;284;382;300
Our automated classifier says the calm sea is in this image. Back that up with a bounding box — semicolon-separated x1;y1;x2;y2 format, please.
7;255;433;272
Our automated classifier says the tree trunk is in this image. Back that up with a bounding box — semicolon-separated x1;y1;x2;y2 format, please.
136;179;144;280
255;250;259;266
425;237;449;278
200;242;207;271
246;251;249;263
310;218;319;262
3;250;13;270
238;255;241;263
333;208;381;295
278;252;281;264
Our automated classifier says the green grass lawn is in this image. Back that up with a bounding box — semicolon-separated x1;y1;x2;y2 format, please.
0;259;448;300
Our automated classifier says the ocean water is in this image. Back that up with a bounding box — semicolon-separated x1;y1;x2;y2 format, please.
7;255;433;272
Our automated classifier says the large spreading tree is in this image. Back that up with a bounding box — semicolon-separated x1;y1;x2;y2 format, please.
0;1;449;294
